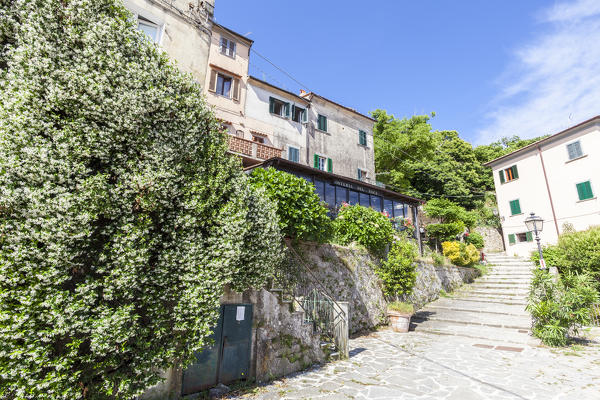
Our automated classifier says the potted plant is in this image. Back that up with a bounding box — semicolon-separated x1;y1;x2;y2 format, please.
387;301;414;333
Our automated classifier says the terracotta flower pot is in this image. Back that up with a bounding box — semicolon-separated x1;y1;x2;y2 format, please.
388;310;412;333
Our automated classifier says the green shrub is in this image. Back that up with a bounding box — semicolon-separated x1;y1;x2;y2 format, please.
527;270;599;346
426;222;465;242
375;240;418;297
431;252;446;266
0;2;283;398
442;241;479;267
530;244;563;269
555;226;600;278
333;204;394;253
465;231;484;249
387;301;414;314
250;167;331;242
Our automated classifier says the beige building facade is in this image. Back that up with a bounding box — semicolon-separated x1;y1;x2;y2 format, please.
123;0;214;84
486;116;600;257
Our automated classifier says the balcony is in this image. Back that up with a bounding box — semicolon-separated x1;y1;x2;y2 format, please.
227;135;283;161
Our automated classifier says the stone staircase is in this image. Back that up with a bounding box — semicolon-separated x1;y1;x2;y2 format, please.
411;253;536;345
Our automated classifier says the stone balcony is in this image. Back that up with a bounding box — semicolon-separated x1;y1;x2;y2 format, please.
228;135;283;161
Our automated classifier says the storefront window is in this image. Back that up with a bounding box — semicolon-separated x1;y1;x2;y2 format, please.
359;192;370;207
314;179;325;202
384;199;394;218
335;186;348;206
349;190;359;205
325;182;335;206
370;195;382;211
393;201;405;218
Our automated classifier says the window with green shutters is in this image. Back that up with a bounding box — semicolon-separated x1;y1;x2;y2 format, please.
358;130;367;146
509;199;521;215
314;154;330;172
317;114;327;132
288;147;299;163
576;180;594;200
269;97;290;118
327;158;333;173
508;234;516;245
499;165;519;183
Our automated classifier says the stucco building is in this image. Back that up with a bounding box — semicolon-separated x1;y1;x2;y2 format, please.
486;116;600;257
123;0;214;84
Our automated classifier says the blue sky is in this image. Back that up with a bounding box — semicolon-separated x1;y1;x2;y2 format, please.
215;0;600;145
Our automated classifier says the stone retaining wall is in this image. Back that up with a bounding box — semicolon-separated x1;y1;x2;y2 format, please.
404;261;481;309
474;226;505;253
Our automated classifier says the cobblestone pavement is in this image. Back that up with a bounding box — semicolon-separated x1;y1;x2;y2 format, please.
229;328;600;400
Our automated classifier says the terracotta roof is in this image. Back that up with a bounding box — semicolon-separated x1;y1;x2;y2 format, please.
484;115;600;167
248;76;310;103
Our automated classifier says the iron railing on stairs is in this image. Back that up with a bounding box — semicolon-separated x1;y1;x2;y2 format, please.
271;241;349;359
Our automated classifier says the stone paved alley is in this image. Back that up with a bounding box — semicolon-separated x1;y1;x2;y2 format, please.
227;254;600;400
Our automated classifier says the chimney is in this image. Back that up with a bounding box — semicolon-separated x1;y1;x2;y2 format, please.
299;89;306;96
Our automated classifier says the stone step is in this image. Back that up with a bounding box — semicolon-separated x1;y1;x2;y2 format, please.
410;319;534;345
462;289;528;297
478;278;531;284
454;293;528;303
414;308;531;330
446;296;528;306
423;300;528;316
469;284;530;291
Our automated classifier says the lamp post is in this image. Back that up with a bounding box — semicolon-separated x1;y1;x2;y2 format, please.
525;212;545;270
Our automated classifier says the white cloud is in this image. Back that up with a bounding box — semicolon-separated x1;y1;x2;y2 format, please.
476;0;600;144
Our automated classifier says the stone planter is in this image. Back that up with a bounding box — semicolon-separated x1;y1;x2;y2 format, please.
387;310;412;333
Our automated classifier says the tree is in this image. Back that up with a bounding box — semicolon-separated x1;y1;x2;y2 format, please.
0;1;282;398
424;198;476;244
372;111;488;209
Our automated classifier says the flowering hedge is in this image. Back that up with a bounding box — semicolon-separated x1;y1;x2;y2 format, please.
442;241;479;267
0;1;282;399
333;203;394;253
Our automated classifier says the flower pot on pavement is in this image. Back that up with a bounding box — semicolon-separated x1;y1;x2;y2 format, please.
387;310;412;333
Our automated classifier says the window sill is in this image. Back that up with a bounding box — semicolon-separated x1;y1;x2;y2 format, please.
358;143;369;148
270;112;289;120
509;213;524;217
316;128;329;134
577;197;596;203
501;178;519;185
565;154;587;164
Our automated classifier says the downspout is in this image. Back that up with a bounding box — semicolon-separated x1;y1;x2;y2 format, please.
413;205;423;256
537;146;560;237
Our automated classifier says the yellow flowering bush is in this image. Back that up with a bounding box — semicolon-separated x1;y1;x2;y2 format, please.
442;241;479;266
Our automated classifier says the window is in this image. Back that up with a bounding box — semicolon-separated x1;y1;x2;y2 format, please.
314;154;330;171
499;165;519;183
336;186;348;206
567;141;583;160
325;183;335;205
358;130;367;146
359;192;370;207
269;97;290;118
357;168;368;182
509;199;522;215
348;190;359;205
252;135;265;144
510;232;533;245
137;15;161;43
220;37;236;57
314;179;325;201
291;105;307;123
393;201;405;218
370;195;382;211
576;180;594;200
288;146;300;163
384;199;394;218
208;70;240;101
317;114;328;132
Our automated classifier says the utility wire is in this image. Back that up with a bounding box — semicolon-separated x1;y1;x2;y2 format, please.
250;48;311;92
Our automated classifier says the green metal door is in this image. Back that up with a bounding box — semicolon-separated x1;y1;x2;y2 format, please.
219;304;253;383
181;304;253;396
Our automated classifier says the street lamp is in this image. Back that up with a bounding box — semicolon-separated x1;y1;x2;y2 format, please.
525;212;545;270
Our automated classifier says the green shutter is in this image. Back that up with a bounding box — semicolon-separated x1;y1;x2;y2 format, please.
499;170;505;184
357;169;361;180
359;130;367;145
576;181;593;200
313;154;319;168
291;104;295;120
510;199;521;215
269;97;275;114
323;116;327;132
317;115;323;130
327;158;333;173
284;102;290;118
508;234;516;245
302;107;308;123
526;231;533;242
512;165;519;179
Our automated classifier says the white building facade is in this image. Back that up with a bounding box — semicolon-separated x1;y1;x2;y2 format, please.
486;116;600;257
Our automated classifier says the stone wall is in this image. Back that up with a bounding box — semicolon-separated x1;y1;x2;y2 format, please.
292;242;388;335
473;226;505;253
404;261;481;309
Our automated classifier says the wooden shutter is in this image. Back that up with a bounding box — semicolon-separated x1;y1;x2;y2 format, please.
577;181;593;200
512;165;519;179
229;41;236;57
526;232;533;242
208;69;217;92
323;116;327;132
291;105;296;120
302;107;308;123
284;103;290;118
313;154;319;168
357;169;362;180
359;130;367;145
498;170;505;184
327;158;333;173
510;200;521;215
220;37;227;54
508;234;516;245
232;78;240;101
269;97;275;114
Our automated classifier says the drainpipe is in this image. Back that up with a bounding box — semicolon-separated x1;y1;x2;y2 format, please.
537;146;560;237
413;205;423;256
